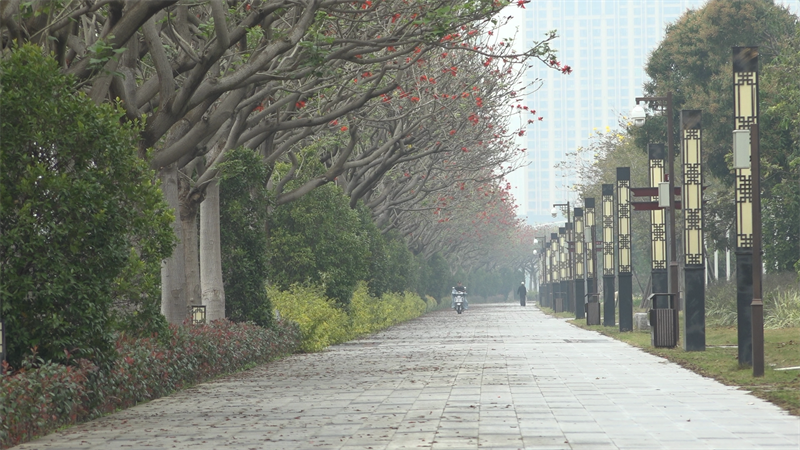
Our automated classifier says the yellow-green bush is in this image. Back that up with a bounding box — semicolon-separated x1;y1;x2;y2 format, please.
268;284;349;352
271;282;431;352
424;295;439;312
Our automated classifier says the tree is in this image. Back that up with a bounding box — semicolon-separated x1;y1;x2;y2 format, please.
267;183;370;306
1;1;564;322
0;46;174;367
218;148;272;326
640;0;796;178
760;23;800;273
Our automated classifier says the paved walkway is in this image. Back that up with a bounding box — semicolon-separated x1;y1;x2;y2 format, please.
14;304;800;450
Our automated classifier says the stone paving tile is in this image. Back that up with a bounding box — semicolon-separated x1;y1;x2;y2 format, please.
11;304;800;450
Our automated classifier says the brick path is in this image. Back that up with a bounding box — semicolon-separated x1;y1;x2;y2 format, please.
13;304;800;449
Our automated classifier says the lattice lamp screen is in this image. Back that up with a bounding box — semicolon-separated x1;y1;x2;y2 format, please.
602;184;615;276
559;228;567;281
733;46;758;250
682;110;705;266
617;168;632;274
648;144;667;270
550;233;559;283
585;198;595;279
574;208;585;278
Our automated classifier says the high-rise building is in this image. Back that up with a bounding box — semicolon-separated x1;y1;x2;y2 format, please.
521;0;705;225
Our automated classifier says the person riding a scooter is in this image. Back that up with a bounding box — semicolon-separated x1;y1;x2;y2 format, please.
451;282;468;310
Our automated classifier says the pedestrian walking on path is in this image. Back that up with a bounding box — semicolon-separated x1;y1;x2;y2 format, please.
517;281;527;306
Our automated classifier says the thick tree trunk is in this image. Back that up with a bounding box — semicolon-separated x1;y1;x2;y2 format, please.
181;177;201;316
160;164;188;324
200;180;225;321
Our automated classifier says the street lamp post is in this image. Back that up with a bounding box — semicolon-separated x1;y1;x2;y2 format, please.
537;236;547;307
732;46;763;376
601;184;616;327
558;226;568;313
574;208;586;320
617;167;633;332
584;198;601;325
648;144;669;309
681;110;706;351
632;93;680;311
552;202;573;313
566;223;575;314
550;233;560;310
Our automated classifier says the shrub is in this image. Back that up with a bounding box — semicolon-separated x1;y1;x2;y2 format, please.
0;320;300;448
0;46;174;367
705;279;739;327
268;284;350;352
706;272;800;328
271;282;431;351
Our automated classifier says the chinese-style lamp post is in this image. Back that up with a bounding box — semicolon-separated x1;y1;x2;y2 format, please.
648;144;669;309
732;46;763;376
539;236;548;307
631;93;679;310
552;202;573;313
550;233;560;310
574;208;586;320
558;226;568;313
681;110;706;351
565;223;575;313
617;168;633;332
601;184;616;327
585;198;601;325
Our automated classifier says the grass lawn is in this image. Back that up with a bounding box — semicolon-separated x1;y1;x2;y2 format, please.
556;307;800;416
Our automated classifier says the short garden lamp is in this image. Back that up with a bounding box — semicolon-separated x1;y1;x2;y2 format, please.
191;305;207;325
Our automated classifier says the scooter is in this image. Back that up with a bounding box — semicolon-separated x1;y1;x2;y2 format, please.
452;288;467;314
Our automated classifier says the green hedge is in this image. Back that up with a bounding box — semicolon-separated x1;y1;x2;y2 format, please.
270;282;438;352
0;320;300;449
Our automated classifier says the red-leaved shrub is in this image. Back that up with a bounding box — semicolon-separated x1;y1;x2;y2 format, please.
0;319;300;448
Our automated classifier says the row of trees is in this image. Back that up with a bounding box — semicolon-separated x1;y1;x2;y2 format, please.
568;0;799;291
1;1;555;367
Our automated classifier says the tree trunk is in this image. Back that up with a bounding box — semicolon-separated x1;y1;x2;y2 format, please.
160;164;188;324
200;180;225;321
181;174;201;317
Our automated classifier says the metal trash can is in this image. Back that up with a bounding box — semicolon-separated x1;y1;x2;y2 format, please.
649;293;678;348
586;293;601;325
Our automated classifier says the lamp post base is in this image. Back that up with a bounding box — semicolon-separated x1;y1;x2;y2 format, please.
619;273;633;332
684;265;706;351
603;275;615;327
736;250;754;366
575;279;585;320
